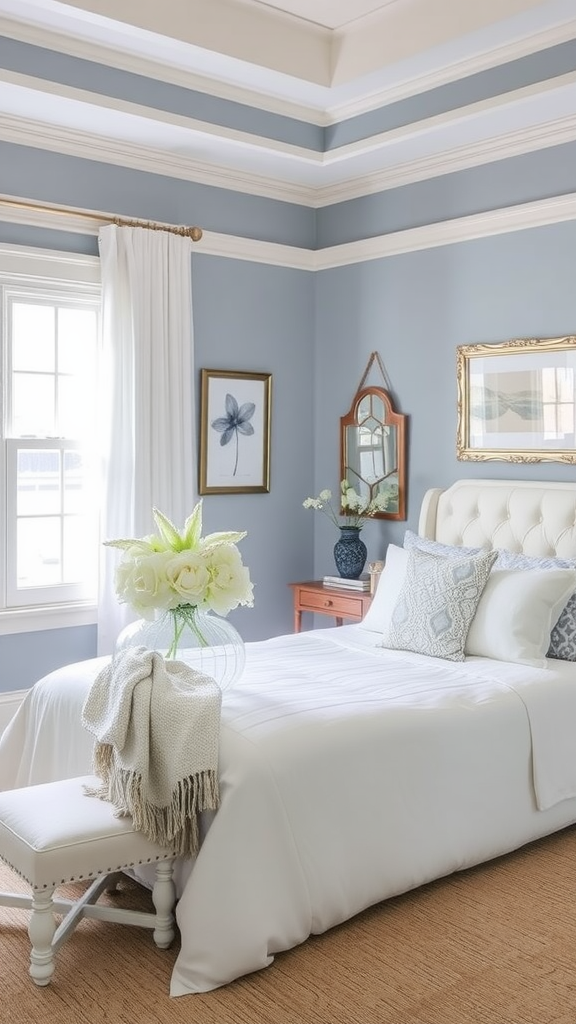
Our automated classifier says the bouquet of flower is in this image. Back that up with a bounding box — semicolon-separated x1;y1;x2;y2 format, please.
303;479;394;529
105;501;254;622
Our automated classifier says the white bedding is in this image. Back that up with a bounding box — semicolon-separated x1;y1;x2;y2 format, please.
2;624;576;995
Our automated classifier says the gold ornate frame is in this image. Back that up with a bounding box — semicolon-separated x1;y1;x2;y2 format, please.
199;369;272;493
457;335;576;463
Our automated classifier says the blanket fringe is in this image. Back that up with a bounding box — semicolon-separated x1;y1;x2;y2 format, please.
87;743;220;856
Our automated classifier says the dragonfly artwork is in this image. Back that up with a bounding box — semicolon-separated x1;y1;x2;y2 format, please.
469;384;542;424
211;393;256;476
457;335;576;462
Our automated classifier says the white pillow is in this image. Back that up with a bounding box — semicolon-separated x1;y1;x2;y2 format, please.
465;568;576;667
360;544;408;634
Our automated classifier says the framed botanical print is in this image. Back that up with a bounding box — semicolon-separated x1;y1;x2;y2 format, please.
199;369;272;493
457;335;576;463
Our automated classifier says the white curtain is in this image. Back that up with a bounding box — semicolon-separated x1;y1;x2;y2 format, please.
97;225;195;654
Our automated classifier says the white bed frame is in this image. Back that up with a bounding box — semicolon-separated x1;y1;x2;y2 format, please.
419;478;576;558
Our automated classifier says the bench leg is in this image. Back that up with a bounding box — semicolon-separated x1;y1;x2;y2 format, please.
29;887;56;986
152;859;176;949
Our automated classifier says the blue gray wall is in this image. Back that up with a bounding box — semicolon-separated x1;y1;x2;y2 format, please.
313;220;576;579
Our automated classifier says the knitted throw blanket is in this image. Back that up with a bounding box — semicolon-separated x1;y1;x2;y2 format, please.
81;646;222;857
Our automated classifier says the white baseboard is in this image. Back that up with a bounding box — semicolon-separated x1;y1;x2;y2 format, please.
0;690;27;737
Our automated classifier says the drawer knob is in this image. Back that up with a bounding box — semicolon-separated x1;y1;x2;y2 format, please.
324;599;333;607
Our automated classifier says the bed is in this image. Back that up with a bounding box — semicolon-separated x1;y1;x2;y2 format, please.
3;477;576;997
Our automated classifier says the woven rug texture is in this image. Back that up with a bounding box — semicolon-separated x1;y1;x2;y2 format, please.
1;826;576;1024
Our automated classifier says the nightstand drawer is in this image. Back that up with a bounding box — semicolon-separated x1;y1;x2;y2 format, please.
296;587;364;616
289;581;372;632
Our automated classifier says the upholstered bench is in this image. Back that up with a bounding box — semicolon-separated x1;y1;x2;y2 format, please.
0;775;178;986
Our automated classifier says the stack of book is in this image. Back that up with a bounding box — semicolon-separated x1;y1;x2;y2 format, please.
322;574;370;591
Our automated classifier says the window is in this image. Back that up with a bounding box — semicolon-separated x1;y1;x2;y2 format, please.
0;246;101;631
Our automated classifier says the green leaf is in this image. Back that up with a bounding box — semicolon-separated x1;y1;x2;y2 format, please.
182;501;203;549
103;538;153;553
202;530;247;549
152;508;182;550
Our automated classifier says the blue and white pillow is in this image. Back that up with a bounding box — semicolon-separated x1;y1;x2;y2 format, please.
385;546;497;662
403;530;576;662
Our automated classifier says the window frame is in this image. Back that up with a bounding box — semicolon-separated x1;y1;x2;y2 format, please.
0;243;101;634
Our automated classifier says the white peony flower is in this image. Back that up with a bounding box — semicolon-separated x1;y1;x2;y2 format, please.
115;550;180;619
165;550;211;606
204;544;254;616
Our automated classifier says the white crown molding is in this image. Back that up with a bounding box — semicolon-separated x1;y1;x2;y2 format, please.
313;113;576;206
0;114;315;206
326;17;576;122
2;98;576;211
0;14;329;124
0;68;321;164
312;194;576;269
1;11;576;127
3;193;576;270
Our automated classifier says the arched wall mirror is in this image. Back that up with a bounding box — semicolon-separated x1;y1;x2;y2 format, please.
340;385;407;520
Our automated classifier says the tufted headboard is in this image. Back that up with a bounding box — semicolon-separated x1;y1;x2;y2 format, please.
418;479;576;559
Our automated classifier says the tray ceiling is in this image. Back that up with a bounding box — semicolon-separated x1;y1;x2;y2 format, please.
0;0;574;207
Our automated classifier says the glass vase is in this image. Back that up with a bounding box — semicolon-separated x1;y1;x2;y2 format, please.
333;526;367;580
115;606;245;691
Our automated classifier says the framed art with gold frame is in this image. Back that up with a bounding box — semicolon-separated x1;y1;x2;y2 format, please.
199;369;272;493
457;335;576;463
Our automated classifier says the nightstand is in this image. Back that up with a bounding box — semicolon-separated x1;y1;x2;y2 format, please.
289;580;373;633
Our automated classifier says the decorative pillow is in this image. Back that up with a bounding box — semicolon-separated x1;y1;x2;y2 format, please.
359;544;408;634
465;567;576;668
403;529;485;559
383;547;498;662
493;550;576;661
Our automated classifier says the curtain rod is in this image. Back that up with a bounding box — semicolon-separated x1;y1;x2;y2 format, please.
0;197;203;241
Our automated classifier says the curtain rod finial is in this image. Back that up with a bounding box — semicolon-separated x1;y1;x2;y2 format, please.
190;226;202;242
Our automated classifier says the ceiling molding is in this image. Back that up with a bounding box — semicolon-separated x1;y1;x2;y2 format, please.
2;192;576;270
1;10;576;126
314;113;576;206
0;15;329;122
326;17;576;122
2;101;576;211
314;194;576;269
0;114;315;205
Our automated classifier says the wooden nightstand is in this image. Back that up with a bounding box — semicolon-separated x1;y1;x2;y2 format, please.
289;580;373;633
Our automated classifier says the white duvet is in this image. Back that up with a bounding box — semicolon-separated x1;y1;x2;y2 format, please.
2;624;576;996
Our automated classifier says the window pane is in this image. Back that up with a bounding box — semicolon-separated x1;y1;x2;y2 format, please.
12;374;55;436
63;450;87;514
12;303;55;371
58;308;98;374
17;449;61;516
16;516;61;588
63;514;96;584
58;375;78;438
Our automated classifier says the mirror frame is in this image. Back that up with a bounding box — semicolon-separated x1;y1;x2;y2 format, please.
340;385;407;521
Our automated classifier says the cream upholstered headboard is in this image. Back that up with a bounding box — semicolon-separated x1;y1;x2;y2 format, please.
418;479;576;559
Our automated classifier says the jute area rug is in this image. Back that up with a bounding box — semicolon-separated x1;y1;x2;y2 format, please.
2;825;576;1024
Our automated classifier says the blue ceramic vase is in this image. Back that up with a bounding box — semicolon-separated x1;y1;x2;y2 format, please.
333;526;367;580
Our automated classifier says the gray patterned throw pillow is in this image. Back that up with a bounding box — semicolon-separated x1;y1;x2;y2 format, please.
494;549;576;661
385;547;498;662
